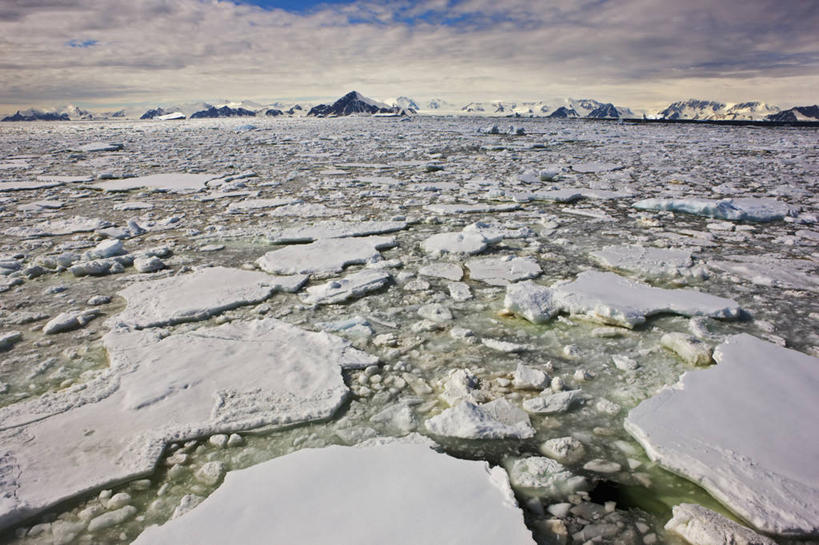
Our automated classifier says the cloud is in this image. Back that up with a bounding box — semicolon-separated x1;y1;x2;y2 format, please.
0;0;816;111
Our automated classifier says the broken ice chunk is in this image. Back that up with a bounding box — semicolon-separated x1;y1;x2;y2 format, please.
466;256;541;286
256;236;396;275
665;503;777;545
300;269;391;305
425;398;535;440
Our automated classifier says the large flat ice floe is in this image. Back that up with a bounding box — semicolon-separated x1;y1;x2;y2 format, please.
3;216;109;237
590;244;698;279
266;220;408;243
256;236;396;275
93;173;217;193
0;318;377;530
665;504;777;545
109;266;307;329
504;271;742;328
132;442;534;545
625;334;819;536
633;197;798;222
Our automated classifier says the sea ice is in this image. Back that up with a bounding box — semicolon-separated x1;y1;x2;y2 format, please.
132;442;535;545
504;272;742;328
256;236;396;275
625;334;819;536
266;220;408;243
424;203;520;214
300;269;391;305
0;318;376;530
633;197;798;222
93;173;217;193
4;216;109;237
425;399;535;439
590;244;698;279
504;456;589;500
109;266;307;329
421;232;489;257
665;504;777;545
466;256;541;286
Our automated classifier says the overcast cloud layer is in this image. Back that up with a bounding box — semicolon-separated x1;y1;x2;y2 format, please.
0;0;817;112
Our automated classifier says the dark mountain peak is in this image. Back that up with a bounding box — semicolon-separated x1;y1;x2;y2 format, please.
548;106;579;118
190;106;256;119
307;91;405;117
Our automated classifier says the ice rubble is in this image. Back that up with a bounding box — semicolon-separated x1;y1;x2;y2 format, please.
300;269;392;305
109;266;307;329
425;399;535;439
93;173;217;192
504;457;589;500
132;442;535;545
256;236;396;275
504;272;742;328
633;197;798;222
625;334;819;536
0;318;377;530
665;504;777;545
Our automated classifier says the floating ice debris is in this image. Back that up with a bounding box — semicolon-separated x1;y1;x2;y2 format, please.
94;173;217;193
425;399;535;439
266;220;408;243
626;334;819;536
42;309;99;334
710;255;819;292
133;442;534;545
504;272;742;328
421;231;489;257
226;198;302;213
512;363;549;390
591;244;699;279
418;263;464;281
0;331;22;351
75;142;123;153
256;236;396;275
466;256;541;286
504;456;589;500
424;203;521;214
665;503;777;545
633;197;798;222
522;389;584;414
300;269;391;305
4;216;109;237
660;332;713;366
539;437;585;465
110;266;307;329
571;162;623;173
439;368;481;406
268;202;337;217
417;303;453;322
462;220;535;242
0;318;376;531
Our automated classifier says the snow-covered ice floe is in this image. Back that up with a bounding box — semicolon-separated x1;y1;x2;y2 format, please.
465;256;542;286
3;216;110;237
256;236;396;275
504;271;742;328
93;173;218;193
266;220;408;243
0;318;376;530
665;503;777;545
590;244;701;280
625;334;819;536
108;266;307;329
633;197;798;222
132;442;534;545
709;254;819;292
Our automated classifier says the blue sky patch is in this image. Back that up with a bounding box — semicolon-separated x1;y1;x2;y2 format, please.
67;39;98;48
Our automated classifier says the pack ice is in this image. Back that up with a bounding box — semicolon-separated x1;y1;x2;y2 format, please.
625;334;819;536
0;318;376;530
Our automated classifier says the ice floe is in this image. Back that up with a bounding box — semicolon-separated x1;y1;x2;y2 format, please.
109;266;307;329
466;256;541;286
425;399;535;439
132;442;534;545
93;173;217;193
300;269;392;305
421;231;489;257
590;244;701;279
665;503;777;545
266;220;408;243
633;197;798;222
256;236;396;275
0;318;376;530
504;272;743;328
626;334;819;536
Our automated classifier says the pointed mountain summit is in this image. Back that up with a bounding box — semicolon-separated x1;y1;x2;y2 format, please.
767;105;819;122
307;91;409;117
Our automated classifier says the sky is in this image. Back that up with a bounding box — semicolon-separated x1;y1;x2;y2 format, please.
0;0;817;114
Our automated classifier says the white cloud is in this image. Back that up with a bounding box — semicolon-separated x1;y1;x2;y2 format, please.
0;0;816;112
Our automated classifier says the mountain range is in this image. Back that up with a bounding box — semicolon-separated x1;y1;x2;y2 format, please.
2;93;817;122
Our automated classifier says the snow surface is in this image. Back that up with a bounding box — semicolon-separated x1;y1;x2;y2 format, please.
0;318;376;530
109;266;307;329
133;442;535;545
626;334;819;536
425;399;535;439
590;244;696;279
665;504;777;545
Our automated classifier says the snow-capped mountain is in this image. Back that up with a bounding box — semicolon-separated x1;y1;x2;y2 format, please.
548;106;579;118
307;91;408;117
2;109;70;121
389;97;420;111
767;105;819;122
657;99;781;121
